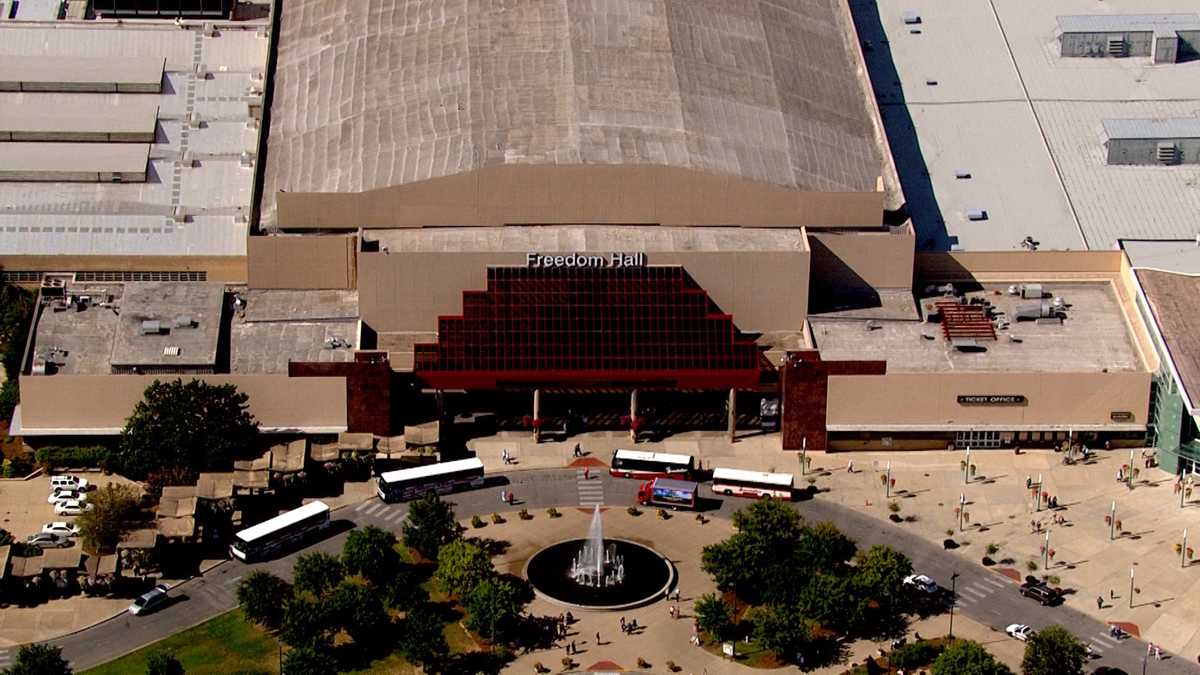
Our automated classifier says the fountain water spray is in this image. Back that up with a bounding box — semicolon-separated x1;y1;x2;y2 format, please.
569;504;625;587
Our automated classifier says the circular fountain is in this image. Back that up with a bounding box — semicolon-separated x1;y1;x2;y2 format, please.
524;505;674;610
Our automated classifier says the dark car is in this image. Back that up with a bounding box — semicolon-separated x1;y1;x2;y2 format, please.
1019;581;1059;605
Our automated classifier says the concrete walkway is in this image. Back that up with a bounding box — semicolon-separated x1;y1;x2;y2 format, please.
470;430;1200;661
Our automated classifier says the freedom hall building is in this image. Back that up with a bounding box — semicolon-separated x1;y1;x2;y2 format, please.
10;0;1161;456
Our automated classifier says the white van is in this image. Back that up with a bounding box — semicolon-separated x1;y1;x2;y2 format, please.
49;475;88;491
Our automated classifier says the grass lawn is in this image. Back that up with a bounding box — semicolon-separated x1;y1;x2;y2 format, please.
81;610;278;675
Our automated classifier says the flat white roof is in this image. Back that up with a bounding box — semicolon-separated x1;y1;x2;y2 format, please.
0;98;159;135
1057;13;1200;33
0;55;164;88
856;0;1200;251
1103;117;1200;140
235;501;329;544
0;143;150;173
712;467;795;487
613;449;694;465
379;457;484;483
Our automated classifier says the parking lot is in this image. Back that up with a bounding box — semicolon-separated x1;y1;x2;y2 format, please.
0;472;139;546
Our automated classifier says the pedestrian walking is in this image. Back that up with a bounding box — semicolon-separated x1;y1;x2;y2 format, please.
574;443;582;458
1110;589;1115;599
507;490;515;505
1026;475;1032;489
584;466;590;480
596;631;601;646
1097;596;1103;609
500;488;507;503
620;616;626;631
1156;645;1162;660
847;460;854;473
1117;468;1124;482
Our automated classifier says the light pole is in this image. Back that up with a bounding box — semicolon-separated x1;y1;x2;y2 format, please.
885;460;893;498
1182;528;1189;568
1129;566;1135;609
958;492;967;531
949;573;959;638
1035;472;1044;512
1042;530;1051;569
1128;448;1136;490
800;437;807;476
964;447;971;484
1109;501;1117;540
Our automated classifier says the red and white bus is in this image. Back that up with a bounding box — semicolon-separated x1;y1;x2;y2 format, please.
609;449;694;480
710;467;794;500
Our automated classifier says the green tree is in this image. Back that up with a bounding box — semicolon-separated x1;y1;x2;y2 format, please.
465;578;523;641
849;544;914;636
291;552;344;598
400;602;450;667
932;639;1013;675
76;483;141;552
693;593;735;642
279;593;334;649
0;527;14;546
0;283;33;422
280;645;337;675
329;580;391;647
402;491;459;560
794;573;859;632
341;525;401;588
796;521;857;572
749;604;816;663
145;652;184;675
235;571;292;630
433;539;494;598
3;644;72;675
115;379;259;479
1021;625;1086;675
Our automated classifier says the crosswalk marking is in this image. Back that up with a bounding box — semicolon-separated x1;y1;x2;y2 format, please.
0;650;11;666
1094;633;1122;648
363;503;384;516
385;508;405;522
576;470;604;506
355;500;374;512
964;586;989;599
983;576;1007;588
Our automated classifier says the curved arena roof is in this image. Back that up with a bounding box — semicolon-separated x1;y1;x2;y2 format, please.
262;0;887;225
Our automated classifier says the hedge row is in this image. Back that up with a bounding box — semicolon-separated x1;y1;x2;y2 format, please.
34;445;110;468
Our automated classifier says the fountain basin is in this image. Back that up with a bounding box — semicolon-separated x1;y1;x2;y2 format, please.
524;538;674;611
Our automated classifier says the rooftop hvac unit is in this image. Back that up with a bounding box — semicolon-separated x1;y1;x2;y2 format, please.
1107;37;1126;56
256;26;269;38
239;152;254;168
189;113;202;129
194;64;209;80
245;116;260;130
173;314;194;328
141;320;162;335
203;23;216;37
174;153;195;168
163;346;181;356
246;82;263;96
902;10;921;24
1157;142;1180;165
251;69;264;82
966;209;988;221
173;207;188;223
234;211;248;225
955;170;972;179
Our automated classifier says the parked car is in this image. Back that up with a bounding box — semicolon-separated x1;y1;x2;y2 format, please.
129;585;171;616
54;500;94;516
48;488;88;504
903;573;939;594
41;522;81;537
25;532;71;549
1006;623;1035;641
1019;580;1059;606
49;475;88;491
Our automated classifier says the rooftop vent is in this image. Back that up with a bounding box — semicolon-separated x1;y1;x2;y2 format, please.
194;64;209;80
163;346;181;356
141;320;162;335
173;314;194;328
903;10;921;24
954;170;972;179
1157;142;1180;165
966;209;988;221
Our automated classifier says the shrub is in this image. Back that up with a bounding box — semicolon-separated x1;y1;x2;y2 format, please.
490;512;504;524
665;660;679;672
34;445;109;469
518;508;532;520
627;506;642;516
2;454;32;478
562;657;573;667
546;507;560;518
637;657;650;668
904;515;919;522
656;508;670;520
534;662;546;674
890;640;943;669
471;515;486;529
1027;560;1039;571
986;543;1001;555
888;501;901;513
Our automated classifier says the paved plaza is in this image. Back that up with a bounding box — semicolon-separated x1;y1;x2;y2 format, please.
471;430;1200;663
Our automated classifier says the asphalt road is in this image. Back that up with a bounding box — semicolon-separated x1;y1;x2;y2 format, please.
53;470;1198;674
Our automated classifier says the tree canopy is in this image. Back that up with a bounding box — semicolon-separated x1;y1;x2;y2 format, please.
464;578;523;641
341;525;401;588
3;644;72;675
77;483;141;552
400;603;450;667
279;593;334;649
434;539;494;599
115;379;258;479
330;580;391;648
236;571;292;630
402;492;460;560
281;646;337;675
145;652;184;675
693;593;735;643
1021;625;1087;675
291;552;345;598
932;639;1014;675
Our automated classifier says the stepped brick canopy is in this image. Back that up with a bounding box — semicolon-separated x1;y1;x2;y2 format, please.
414;266;764;389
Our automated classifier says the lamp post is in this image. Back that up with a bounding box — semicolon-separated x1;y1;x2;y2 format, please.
1109;501;1117;540
1128;448;1136;490
964;447;971;484
1129;566;1135;609
1182;528;1189;569
800;437;807;476
885;461;893;498
958;492;967;531
949;573;960;638
1035;473;1043;512
1042;530;1051;569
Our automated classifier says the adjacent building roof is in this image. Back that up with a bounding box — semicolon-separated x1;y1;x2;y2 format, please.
1103;117;1200;140
110;283;225;370
0;97;159;139
0;22;270;257
1057;13;1200;33
854;0;1200;251
367;226;809;254
0;143;150;175
1134;269;1200;408
262;0;890;224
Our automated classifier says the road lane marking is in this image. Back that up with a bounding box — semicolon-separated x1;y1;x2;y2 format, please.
964;586;989;598
355;500;374;512
363;503;384;516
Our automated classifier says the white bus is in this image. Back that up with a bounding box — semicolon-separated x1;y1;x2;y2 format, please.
377;457;485;503
711;467;794;500
609;449;695;480
230;501;331;562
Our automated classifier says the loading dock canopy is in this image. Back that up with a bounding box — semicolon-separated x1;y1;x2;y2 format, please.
0;56;164;93
0;143;149;182
0;99;158;142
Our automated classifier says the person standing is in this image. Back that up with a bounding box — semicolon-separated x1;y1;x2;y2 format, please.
596;631;601;646
584;466;590;480
1096;596;1103;609
620;616;626;632
570;640;576;655
574;443;582;458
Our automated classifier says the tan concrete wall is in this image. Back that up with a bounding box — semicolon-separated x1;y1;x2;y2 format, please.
18;374;347;433
915;251;1125;282
808;228;915;292
247;235;356;290
826;371;1150;429
1117;252;1161;373
359;250;810;334
0;256;246;282
275;164;886;229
